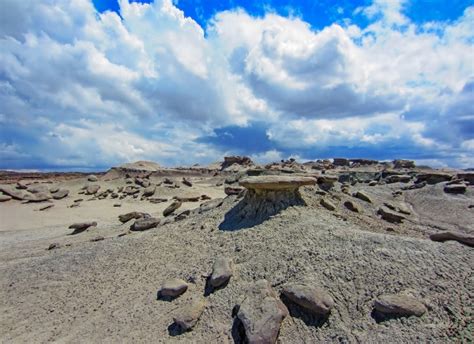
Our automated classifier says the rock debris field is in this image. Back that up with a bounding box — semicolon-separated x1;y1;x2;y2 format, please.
0;157;473;343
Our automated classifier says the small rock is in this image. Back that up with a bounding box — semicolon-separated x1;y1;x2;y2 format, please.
374;294;427;318
16;181;28;190
225;187;243;196
158;278;188;298
142;185;156;197
0;194;12;202
149;197;168;204
320;198;336;211
199;198;224;213
444;184;466;194
38;204;54;211
90;236;105;242
368;181;378;186
52;189;69;200
282;284;334;315
69;221;97;235
47;243;60;250
87;175;98;182
49;186;59;193
173;298;206;331
182;178;193;187
430;231;474;247
378;207;405;223
175;210;191;222
125;178;134;184
86;184;100;195
118;211;150;223
344;200;361;213
201;194;211;200
131;217;160;231
163;200;182;217
209;257;233;288
113;203;121;207
353;191;372;203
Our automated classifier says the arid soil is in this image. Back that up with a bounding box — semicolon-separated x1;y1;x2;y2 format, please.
0;158;472;343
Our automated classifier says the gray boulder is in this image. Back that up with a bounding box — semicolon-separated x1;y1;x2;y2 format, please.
374;294;427;318
173;298;206;331
130;217;160;231
69;221;97;235
236;280;288;344
209;257;233;288
158;278;188;298
282;284;334;315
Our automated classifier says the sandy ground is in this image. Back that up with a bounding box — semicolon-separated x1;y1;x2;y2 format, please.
0;172;473;343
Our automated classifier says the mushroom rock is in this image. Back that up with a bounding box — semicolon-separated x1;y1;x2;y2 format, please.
219;176;316;230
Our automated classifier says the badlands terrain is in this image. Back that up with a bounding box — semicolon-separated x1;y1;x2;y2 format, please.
0;157;472;343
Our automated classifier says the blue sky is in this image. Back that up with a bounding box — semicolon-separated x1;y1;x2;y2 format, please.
0;0;473;170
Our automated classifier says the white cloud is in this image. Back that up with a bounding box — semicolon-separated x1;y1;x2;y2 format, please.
0;0;473;169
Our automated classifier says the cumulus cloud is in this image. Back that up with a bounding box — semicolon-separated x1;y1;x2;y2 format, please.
0;0;472;169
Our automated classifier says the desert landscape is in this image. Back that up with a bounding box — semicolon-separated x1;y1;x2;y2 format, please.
0;157;472;343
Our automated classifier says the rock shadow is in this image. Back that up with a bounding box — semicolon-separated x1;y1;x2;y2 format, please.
231;306;246;344
219;189;305;231
370;309;401;323
280;294;330;328
156;292;182;302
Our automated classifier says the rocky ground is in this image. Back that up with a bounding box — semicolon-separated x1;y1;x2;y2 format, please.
0;158;472;343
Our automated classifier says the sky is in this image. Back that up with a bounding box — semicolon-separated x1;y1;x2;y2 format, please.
0;0;473;171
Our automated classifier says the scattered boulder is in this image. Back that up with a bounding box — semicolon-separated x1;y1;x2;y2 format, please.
235;280;288;344
149;197;168;204
444;184;466;194
47;243;60;250
124;186;140;195
69;221;97;235
225;186;243;196
118;211;150;223
429;231;474;247
163;200;182;217
16;181;28;190
49;186;59;193
163;178;174;185
125;178;134;184
38;204;54;211
174;210;191;222
344;200;361;213
209;257;233;289
353;191;372;203
378;207;405;223
87;175;98;182
174;196;200;202
173;298;207;332
281;284;334;316
131;217;160;231
158;278;188;299
182;178;193;187
24;192;52;202
373;294;427;318
0;194;12;202
26;184;49;194
368;181;378;186
86;184;100;195
199;198;224;213
52;189;69;200
142;185;156;197
320;198;336;211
